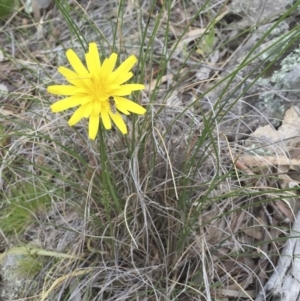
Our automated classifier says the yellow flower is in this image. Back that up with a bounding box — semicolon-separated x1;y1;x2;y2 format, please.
47;42;146;140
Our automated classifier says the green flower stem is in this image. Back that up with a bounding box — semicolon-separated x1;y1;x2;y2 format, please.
98;127;121;215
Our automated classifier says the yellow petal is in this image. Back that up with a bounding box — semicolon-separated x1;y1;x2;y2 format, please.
102;53;117;74
58;66;89;87
66;48;89;77
89;112;99;140
109;112;127;134
113;55;137;78
83;102;94;118
115;97;146;114
68;105;87;126
113;71;133;85
115;106;130;115
51;95;92;112
47;85;86;96
107;84;122;92
86;42;101;75
58;66;78;79
113;84;145;96
93;100;101;116
101;110;112;130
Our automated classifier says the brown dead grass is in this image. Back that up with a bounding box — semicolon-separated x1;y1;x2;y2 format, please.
0;0;298;300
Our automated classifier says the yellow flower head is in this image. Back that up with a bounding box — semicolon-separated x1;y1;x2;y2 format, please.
47;42;146;140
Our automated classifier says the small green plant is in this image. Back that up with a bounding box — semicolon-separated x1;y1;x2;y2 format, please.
0;0;15;18
17;254;44;278
0;182;51;236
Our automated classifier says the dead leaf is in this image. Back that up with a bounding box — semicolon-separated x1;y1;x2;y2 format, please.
241;227;263;240
171;9;229;54
31;0;53;21
232;211;245;233
0;107;14;116
245;106;300;155
239;154;300;168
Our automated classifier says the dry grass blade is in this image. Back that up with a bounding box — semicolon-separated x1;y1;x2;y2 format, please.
1;0;300;300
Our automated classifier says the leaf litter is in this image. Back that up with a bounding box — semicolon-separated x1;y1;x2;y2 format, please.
1;0;300;300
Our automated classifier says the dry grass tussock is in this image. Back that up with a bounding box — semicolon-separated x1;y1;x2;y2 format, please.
0;0;298;300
